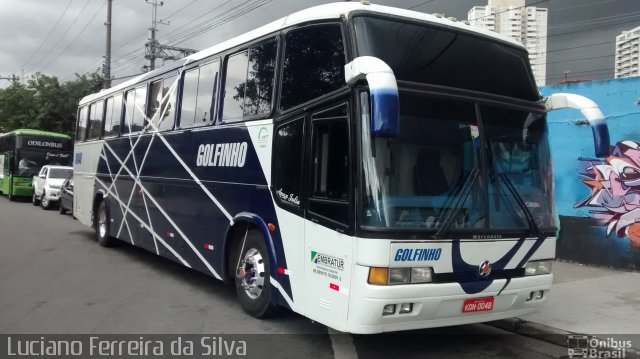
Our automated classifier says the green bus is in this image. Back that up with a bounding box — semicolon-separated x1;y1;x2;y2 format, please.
0;129;73;200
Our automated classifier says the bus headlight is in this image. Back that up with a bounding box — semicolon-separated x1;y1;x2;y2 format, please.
411;267;433;283
389;268;410;285
525;260;553;276
368;267;434;285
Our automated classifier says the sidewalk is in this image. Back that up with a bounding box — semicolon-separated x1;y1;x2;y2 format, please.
491;260;640;352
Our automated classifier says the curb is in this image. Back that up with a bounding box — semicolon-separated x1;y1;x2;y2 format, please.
487;318;573;347
487;318;640;358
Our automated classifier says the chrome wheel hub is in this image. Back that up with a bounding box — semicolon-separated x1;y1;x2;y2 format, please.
237;248;265;299
98;207;107;238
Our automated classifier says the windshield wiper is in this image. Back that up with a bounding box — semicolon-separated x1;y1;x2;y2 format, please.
434;168;479;238
498;173;542;239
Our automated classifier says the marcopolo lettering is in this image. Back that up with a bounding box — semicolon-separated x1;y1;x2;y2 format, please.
196;142;247;167
394;248;442;262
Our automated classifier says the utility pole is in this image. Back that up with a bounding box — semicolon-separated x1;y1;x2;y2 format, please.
144;0;168;72
143;0;196;73
103;0;113;89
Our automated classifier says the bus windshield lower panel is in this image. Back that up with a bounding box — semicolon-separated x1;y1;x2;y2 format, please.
360;93;556;234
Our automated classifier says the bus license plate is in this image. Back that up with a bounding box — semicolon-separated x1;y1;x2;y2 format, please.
462;297;494;313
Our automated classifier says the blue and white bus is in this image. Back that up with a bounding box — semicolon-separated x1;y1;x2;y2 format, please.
74;2;607;333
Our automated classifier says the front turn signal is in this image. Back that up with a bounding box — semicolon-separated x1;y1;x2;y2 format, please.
368;267;389;285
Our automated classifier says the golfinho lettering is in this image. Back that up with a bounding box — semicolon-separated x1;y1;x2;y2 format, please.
196;142;247;168
394;248;442;262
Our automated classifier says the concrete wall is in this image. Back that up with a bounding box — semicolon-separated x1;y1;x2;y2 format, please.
541;77;640;270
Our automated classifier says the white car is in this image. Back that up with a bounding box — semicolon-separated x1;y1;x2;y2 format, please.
32;165;73;210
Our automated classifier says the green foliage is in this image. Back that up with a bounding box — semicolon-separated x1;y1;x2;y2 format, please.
0;72;103;136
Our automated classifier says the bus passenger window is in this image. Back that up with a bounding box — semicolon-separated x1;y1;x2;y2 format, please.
123;89;136;134
281;24;345;110
273;118;304;208
148;80;163;123
103;94;123;138
132;85;147;132
180;68;199;128
87;101;104;140
179;61;219;128
76;106;88;141
222;51;249;121
244;40;276;117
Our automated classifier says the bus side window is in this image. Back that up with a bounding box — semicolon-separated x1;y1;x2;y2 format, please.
179;60;219;128
104;94;122;138
273;117;304;209
222;39;276;122
280;23;345;111
155;74;178;131
133;85;147;133
308;104;350;225
123;89;136;134
87;100;104;140
76;106;88;142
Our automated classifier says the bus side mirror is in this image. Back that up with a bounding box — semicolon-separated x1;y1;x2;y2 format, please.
545;93;609;157
345;56;399;137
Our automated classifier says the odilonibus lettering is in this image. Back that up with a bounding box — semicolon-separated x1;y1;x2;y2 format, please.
0;129;72;201
73;2;606;333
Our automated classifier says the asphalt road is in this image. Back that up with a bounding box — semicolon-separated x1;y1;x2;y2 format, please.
0;196;569;358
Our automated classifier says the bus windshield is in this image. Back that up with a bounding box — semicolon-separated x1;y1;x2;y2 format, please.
16;149;72;177
353;16;539;101
361;93;555;234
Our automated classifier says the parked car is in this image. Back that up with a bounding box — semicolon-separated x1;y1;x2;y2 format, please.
32;165;73;210
59;176;73;215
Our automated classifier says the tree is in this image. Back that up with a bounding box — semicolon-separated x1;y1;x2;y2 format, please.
0;72;103;136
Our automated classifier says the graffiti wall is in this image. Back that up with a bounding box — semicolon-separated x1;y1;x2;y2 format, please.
541;77;640;270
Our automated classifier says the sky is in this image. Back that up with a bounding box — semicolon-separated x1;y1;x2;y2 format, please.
0;0;638;88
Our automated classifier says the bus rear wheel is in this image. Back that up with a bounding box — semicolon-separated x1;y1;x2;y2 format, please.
233;230;280;318
95;200;116;247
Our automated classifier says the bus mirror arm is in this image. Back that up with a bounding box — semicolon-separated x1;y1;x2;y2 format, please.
545;93;609;157
345;57;400;137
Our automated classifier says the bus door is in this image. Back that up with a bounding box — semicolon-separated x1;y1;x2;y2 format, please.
303;102;354;331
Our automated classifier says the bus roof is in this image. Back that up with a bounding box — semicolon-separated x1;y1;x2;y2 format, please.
1;129;71;139
80;2;526;105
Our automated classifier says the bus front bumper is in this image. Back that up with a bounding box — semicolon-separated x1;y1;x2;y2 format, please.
12;183;33;197
346;265;553;334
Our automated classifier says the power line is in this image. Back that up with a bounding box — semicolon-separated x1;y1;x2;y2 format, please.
21;0;75;70
407;0;436;10
26;0;93;74
37;0;108;74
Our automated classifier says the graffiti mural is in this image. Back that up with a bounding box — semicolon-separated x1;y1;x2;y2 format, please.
575;141;640;248
541;77;640;270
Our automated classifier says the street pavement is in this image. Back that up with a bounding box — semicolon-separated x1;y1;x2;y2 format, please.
0;195;579;358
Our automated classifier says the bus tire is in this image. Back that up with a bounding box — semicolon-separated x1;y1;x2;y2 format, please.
233;230;280;318
95;200;116;247
32;193;40;206
40;194;52;209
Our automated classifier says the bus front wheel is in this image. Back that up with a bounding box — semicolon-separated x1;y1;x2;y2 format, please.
32;193;40;206
95;200;116;247
233;230;280;318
